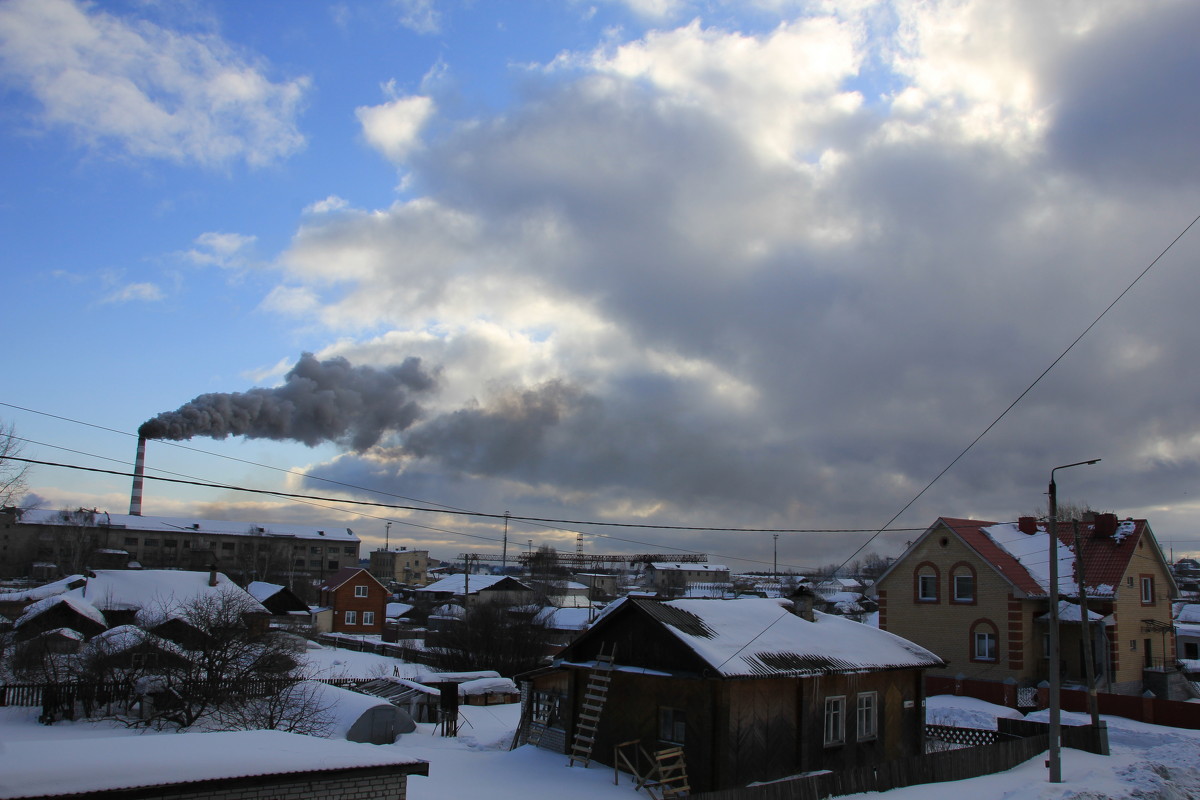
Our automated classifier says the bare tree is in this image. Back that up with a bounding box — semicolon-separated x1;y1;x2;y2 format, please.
209;674;334;735
0;420;30;507
429;602;550;676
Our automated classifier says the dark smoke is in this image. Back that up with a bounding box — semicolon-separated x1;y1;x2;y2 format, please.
139;353;436;451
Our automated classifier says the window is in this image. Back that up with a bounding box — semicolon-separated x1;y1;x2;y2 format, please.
143;539;159;548
659;707;686;744
328;546;339;554
294;558;305;567
310;559;322;568
918;574;937;601
363;611;375;626
123;537;139;547
354;585;369;598
344;546;356;555
532;692;563;727
974;631;997;661
856;692;878;741
1184;642;1198;660
327;560;340;571
345;610;357;625
953;574;975;602
164;539;177;548
221;542;235;551
311;546;322;554
1141;576;1155;605
824;696;846;746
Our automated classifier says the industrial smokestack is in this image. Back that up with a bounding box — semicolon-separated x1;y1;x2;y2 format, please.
138;352;435;451
129;436;146;516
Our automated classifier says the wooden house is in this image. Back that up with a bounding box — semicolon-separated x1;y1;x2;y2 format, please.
517;597;943;793
317;567;387;635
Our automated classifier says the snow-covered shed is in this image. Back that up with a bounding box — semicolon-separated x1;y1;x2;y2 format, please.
301;681;417;744
518;596;944;792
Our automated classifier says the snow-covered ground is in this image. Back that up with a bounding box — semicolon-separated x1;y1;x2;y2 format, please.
2;644;1199;800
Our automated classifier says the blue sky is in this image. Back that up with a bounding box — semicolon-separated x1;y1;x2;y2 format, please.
3;0;1200;571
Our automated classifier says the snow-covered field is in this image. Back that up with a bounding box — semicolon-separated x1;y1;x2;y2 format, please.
2;644;1199;800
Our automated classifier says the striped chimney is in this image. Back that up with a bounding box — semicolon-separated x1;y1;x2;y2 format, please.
129;436;146;516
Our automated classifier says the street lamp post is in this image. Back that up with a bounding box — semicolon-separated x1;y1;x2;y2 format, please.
1047;458;1100;783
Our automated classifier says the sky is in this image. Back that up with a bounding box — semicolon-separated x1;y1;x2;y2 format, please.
2;0;1200;572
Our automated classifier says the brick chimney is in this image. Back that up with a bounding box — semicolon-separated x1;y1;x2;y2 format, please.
1093;513;1118;538
1018;516;1038;535
209;564;219;587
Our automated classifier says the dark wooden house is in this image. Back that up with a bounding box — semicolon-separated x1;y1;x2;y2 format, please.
517;597;943;793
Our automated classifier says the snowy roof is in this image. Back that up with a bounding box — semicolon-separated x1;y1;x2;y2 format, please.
536;606;594;631
298;681;401;739
1176;604;1200;624
650;563;730;572
1036;600;1110;624
80;569;267;615
0;575;86;604
246;581;285;602
317;566;384;593
0;729;426;799
14;592;106;629
458;677;517;696
418;574;530;595
14;508;359;542
576;597;943;678
386;602;415;618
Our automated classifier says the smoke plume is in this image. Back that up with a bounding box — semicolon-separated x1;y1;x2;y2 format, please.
139;353;436;451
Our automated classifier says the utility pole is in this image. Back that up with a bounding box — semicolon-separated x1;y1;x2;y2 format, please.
1047;459;1100;783
385;521;391;551
773;534;779;582
501;512;509;571
1073;520;1106;751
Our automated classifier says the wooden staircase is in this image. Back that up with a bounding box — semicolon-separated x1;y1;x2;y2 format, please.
614;740;690;799
568;643;616;768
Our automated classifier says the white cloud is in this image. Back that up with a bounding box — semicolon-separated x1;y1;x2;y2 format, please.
304;195;350;215
392;0;441;35
356;93;435;164
185;232;257;269
0;0;309;167
101;282;164;304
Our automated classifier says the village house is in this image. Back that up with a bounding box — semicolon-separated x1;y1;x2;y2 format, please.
875;514;1180;698
316;567;388;635
517;596;942;793
416;573;534;608
645;562;731;596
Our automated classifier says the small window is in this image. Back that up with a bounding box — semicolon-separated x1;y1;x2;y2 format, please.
294;558;305;567
1127;576;1134;587
344;546;356;555
354;585;369;598
123;537;139;547
345;610;357;625
824;696;846;746
309;559;322;568
1141;576;1155;605
311;546;322;554
328;546;339;554
918;574;937;601
659;707;686;744
974;631;997;661
163;539;177;548
328;560;340;571
856;692;878;741
953;574;974;602
363;611;375;626
143;539;159;548
221;542;235;551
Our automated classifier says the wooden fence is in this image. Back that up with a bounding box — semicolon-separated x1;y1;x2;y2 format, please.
695;728;1049;800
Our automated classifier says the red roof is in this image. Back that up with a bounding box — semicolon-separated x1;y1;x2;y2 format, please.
317;566;383;593
936;515;1154;598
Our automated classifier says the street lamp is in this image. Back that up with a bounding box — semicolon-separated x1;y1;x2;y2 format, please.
1047;458;1100;783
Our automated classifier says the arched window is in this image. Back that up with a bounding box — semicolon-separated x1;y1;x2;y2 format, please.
950;561;977;604
970;618;999;663
914;562;940;603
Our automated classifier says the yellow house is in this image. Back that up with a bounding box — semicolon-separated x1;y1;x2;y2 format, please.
876;513;1178;697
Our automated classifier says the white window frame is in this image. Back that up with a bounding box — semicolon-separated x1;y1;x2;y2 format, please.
974;631;997;661
362;611;375;626
345;610;357;626
1141;576;1154;604
953;574;974;602
824;696;846;746
917;574;937;601
354;585;369;598
856;692;878;741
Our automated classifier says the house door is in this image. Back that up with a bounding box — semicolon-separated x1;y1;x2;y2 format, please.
1143;638;1153;668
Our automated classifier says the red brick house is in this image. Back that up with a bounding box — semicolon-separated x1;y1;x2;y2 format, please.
318;567;387;635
